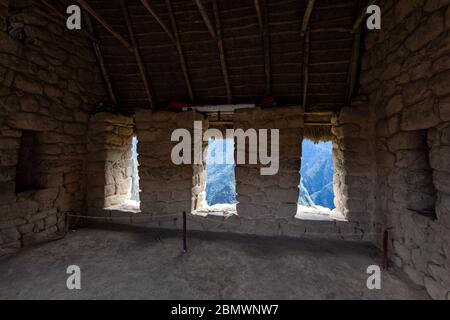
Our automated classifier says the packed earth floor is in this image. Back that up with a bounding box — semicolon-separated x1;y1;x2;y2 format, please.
0;224;428;300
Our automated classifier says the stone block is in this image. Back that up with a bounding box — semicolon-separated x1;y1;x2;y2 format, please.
402;79;430;107
436;194;450;228
388;131;427;151
401;98;440;131
430;146;450;172
430;70;450;97
424;276;448;300
395;150;430;169
7;112;58;131
404;10;444;51
439;95;450;121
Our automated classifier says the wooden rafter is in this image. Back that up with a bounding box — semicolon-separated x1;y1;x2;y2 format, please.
301;0;315;109
211;0;232;103
346;0;372;103
352;0;379;32
302;31;310;109
165;0;194;102
75;0;132;51
347;26;362;104
254;0;271;95
84;12;117;106
120;0;154;108
254;0;263;29
301;0;316;36
140;0;175;43
194;0;216;39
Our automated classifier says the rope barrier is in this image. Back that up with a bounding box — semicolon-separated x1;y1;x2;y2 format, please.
187;214;382;237
66;213;180;221
65;212;380;238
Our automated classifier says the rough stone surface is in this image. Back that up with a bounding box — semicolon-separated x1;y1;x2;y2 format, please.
0;226;429;299
0;3;106;255
363;0;450;299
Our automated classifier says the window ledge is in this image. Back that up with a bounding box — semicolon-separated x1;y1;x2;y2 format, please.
192;203;237;217
295;205;346;221
104;200;141;214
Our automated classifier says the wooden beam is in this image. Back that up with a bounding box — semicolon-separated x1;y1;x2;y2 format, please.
140;0;175;43
302;31;310;109
211;0;232;103
165;0;194;102
346;27;361;104
254;0;263;30
84;12;117;106
352;0;379;32
120;0;154;108
301;0;316;36
194;0;216;40
301;0;315;109
75;0;132;51
254;0;271;95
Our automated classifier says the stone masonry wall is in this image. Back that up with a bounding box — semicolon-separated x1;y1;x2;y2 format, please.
135;110;205;216
123;106;371;241
87;112;134;215
332;97;376;234
0;1;106;255
233;106;303;221
360;0;450;299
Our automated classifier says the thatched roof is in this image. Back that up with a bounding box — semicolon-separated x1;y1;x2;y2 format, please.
49;0;367;115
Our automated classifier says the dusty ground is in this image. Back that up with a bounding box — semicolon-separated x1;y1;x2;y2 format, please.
0;224;428;300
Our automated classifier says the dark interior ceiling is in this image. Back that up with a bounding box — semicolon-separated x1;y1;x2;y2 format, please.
58;0;365;113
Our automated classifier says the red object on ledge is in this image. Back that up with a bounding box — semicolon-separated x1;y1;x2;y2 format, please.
259;96;277;107
168;101;192;111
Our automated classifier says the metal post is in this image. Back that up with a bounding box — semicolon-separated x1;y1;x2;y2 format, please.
64;212;70;235
183;211;187;253
382;230;388;269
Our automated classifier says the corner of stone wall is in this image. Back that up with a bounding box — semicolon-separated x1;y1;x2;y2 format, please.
0;2;106;255
86;112;134;215
233;106;304;221
135;110;206;216
331;96;376;236
360;0;450;299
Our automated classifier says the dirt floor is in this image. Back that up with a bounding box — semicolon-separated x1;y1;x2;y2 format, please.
0;224;428;299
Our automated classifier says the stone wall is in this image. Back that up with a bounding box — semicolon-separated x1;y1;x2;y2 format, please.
331;97;375;232
0;1;106;255
126;106;371;241
233;106;303;220
86;112;134;214
135;110;205;216
360;0;450;299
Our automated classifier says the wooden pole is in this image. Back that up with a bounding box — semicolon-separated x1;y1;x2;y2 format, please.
84;12;117;106
120;0;154;109
140;0;175;43
76;0;133;51
301;0;315;109
301;0;316;36
194;0;216;40
346;27;361;104
255;0;271;95
166;0;195;102
182;211;187;252
302;31;310;109
212;0;232;103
